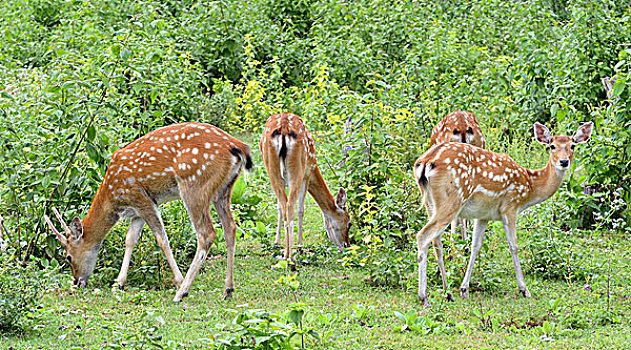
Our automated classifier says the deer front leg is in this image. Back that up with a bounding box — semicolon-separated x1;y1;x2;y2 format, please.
141;205;184;289
502;213;530;298
460;219;489;298
115;217;144;289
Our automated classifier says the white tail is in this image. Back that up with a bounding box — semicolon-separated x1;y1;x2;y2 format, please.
45;122;253;302
430;110;486;242
413;121;594;303
260;113;350;261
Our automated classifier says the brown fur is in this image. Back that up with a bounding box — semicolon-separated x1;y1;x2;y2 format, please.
260;113;350;261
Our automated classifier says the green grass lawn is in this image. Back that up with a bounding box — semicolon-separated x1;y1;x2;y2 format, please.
3;197;631;349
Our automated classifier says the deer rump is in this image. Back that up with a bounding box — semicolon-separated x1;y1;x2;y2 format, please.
270;128;299;185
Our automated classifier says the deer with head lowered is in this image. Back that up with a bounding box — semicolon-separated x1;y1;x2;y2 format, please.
413;121;593;304
260;113;350;261
430;110;486;242
45;122;253;302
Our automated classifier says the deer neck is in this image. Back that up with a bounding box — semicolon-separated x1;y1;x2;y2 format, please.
81;188;117;247
524;158;566;207
307;166;338;215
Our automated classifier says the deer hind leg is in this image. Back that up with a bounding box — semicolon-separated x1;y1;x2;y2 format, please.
417;218;452;305
502;212;530;298
283;160;306;261
296;176;309;246
267;159;287;248
115;217;144;289
275;200;283;246
173;184;217;302
139;203;184;289
460;219;489;298
213;179;239;299
432;236;453;302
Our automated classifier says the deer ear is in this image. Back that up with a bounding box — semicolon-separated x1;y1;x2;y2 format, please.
69;217;83;241
336;188;347;210
572;122;594;144
534;122;552;145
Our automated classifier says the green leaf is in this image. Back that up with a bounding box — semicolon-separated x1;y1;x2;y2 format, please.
111;44;121;57
87;125;96;142
286;309;304;325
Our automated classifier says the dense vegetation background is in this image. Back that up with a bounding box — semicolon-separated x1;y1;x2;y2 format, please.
0;0;630;347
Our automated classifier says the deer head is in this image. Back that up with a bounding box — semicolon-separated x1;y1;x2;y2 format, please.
44;208;98;287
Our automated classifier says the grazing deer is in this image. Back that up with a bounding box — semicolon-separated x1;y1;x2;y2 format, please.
413;122;593;304
45;122;253;302
430;110;486;241
260;113;350;261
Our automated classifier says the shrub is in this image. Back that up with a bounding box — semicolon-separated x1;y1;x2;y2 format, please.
0;256;43;332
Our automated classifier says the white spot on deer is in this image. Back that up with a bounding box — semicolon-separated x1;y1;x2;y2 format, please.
205;142;211;149
196;169;202;176
203;153;209;159
444;158;451;164
192;148;199;155
210;154;215;160
192;158;198;164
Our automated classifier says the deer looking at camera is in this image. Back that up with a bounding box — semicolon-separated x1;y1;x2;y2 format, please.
430;110;486;242
413;122;593;304
260;113;350;261
45;122;253;302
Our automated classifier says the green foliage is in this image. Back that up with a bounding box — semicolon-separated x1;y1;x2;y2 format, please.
203;306;320;349
0;256;43;332
1;0;630;299
525;229;593;281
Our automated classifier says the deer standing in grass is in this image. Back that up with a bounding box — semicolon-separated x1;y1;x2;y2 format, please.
260;113;350;261
430;110;486;242
45;122;252;302
413;122;593;304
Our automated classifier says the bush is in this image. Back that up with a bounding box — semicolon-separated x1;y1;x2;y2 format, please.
0;256;43;332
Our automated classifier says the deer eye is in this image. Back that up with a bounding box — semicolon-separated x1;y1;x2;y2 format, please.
452;129;460;135
66;255;72;263
570;144;575;150
549;145;556;150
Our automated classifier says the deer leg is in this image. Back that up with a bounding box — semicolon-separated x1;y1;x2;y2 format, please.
115;217;144;289
432;236;453;301
174;193;216;302
296;177;309;246
269;171;288;248
417;220;450;305
275;200;283;246
460;219;489;298
214;182;238;299
141;205;184;289
502;213;530;298
461;219;469;241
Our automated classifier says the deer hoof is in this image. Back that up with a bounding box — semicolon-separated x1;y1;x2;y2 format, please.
460;288;469;299
446;292;455;302
520;288;531;298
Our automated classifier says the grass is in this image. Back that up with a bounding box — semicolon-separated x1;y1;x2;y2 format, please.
3;194;631;348
3;135;629;348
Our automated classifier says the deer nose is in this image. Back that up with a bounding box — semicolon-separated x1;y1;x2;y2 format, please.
560;159;569;167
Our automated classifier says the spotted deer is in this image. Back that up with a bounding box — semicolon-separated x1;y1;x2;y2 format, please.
45;122;253;302
430;110;486;241
413;122;593;303
260;113;350;261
